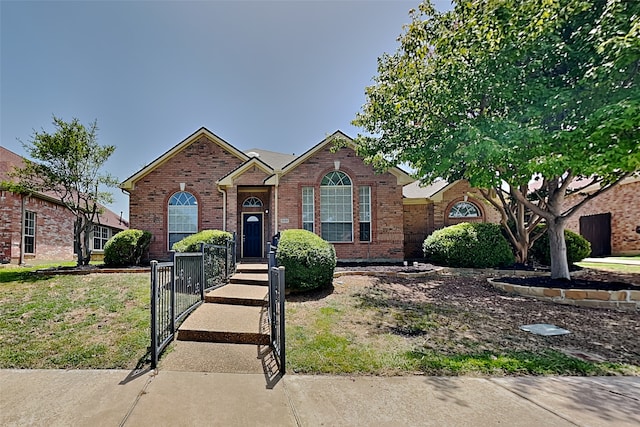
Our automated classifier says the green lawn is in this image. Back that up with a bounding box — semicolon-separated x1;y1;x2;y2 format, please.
0;267;150;369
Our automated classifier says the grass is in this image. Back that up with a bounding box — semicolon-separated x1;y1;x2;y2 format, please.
0;267;150;369
286;275;639;376
575;262;640;274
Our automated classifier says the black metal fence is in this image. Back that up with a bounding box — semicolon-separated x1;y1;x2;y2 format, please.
268;245;286;375
150;239;236;368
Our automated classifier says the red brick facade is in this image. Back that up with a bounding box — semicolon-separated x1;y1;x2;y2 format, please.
1;146;128;264
564;179;640;255
403;181;501;259
122;129;411;262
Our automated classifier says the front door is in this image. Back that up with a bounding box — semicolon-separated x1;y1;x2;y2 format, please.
242;214;263;258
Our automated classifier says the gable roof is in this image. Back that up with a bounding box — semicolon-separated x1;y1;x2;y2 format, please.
120;127;249;191
1;146;128;230
264;130;413;186
217;155;275;187
244;148;296;170
403;179;452;200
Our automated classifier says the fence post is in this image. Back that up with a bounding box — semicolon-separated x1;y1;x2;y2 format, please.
278;265;286;375
150;260;158;369
169;251;176;337
200;243;206;300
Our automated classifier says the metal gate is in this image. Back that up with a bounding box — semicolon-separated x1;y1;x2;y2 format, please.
579;212;611;256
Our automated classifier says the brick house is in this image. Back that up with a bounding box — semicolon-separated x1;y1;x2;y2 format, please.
402;180;502;258
0;146;128;264
563;177;640;256
121;128;417;262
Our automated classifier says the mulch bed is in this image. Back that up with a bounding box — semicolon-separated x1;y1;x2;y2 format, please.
495;275;639;291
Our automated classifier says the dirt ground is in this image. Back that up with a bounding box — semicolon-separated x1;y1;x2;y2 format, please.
298;266;640;369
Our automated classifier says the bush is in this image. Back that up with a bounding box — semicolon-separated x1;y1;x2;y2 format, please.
172;230;234;252
104;229;152;267
276;229;337;292
530;226;591;265
423;222;515;268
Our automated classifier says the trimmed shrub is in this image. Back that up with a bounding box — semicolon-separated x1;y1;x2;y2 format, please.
423;222;515;268
172;230;234;252
530;226;591;265
276;229;337;292
104;229;152;267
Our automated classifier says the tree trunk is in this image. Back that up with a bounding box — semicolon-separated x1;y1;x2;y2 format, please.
547;220;570;280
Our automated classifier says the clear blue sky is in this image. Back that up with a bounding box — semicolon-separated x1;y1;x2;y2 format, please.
1;0;452;220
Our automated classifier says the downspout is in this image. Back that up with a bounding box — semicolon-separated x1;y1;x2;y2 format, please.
217;184;227;231
19;194;25;265
274;172;280;235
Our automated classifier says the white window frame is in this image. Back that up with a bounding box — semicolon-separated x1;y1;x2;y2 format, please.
449;201;481;218
302;186;314;232
320;171;353;243
168;191;198;250
92;224;111;251
24;210;36;254
359;186;371;242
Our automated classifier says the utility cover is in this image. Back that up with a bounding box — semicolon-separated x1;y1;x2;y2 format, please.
520;324;570;336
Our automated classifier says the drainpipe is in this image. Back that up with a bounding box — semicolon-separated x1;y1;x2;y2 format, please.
19;194;25;265
217;184;227;231
274;173;280;235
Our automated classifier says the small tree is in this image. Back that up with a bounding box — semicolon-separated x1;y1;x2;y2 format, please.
9;116;118;266
353;0;640;280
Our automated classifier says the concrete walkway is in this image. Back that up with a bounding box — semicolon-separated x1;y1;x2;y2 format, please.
1;369;638;426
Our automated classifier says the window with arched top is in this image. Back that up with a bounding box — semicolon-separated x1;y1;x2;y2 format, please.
448;201;481;218
242;196;263;208
320;171;353;242
168;191;198;250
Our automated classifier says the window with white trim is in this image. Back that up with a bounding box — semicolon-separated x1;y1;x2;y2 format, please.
168;191;198;250
449;201;481;218
302;187;314;232
320;171;353;242
92;225;111;251
242;196;263;207
359;186;371;242
24;211;36;254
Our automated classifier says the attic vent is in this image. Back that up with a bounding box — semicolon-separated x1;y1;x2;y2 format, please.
247;151;260;158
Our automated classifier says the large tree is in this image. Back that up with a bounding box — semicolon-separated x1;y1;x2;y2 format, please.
9;116;118;266
353;0;640;279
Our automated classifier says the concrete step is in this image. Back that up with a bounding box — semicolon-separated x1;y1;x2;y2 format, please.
159;341;276;374
236;263;268;274
205;284;268;306
177;303;270;345
230;272;268;286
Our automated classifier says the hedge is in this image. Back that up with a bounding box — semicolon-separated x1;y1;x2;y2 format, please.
275;229;337;292
104;229;152;267
530;226;591;265
172;230;234;252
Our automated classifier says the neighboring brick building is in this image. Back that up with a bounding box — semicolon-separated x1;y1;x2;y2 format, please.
0;146;128;264
563;177;640;256
121;128;415;262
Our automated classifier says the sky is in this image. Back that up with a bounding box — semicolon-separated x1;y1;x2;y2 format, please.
1;0;452;220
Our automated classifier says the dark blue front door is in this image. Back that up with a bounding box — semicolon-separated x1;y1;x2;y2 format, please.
243;214;262;258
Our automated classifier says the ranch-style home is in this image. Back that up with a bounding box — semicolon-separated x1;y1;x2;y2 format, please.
120;127;502;263
0;146;128;264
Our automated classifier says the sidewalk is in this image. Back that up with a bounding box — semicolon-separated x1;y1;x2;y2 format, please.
1;369;638;426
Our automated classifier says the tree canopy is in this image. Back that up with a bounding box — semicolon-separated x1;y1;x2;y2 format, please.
353;0;640;279
9;116;118;265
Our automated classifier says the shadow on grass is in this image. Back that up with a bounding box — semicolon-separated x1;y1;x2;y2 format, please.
286;284;335;302
0;269;52;283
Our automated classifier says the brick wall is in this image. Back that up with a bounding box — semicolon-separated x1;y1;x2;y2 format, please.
564;180;640;255
0;192;75;263
402;181;502;259
128;135;244;260
278;145;405;262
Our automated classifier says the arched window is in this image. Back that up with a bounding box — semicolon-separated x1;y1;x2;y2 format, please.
168;191;198;250
242;196;263;208
449;201;481;218
320;171;353;242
